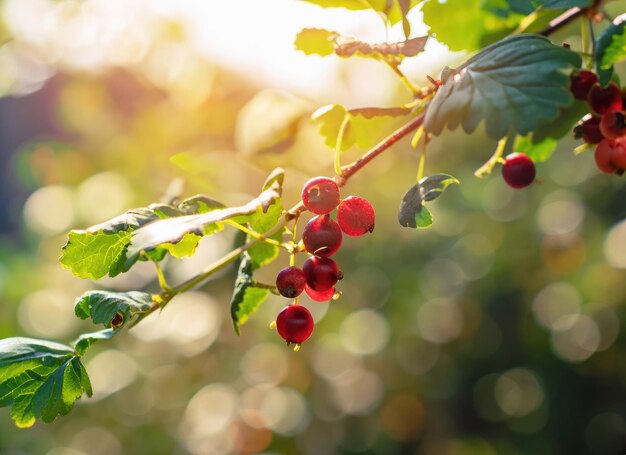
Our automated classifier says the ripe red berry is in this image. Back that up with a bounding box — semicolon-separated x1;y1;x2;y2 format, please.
337;196;375;236
501;153;536;189
276;305;314;345
574;115;603;144
595;138;626;175
599;111;626;140
587;82;623;115
301;176;341;215
305;284;336;302
275;266;306;298
570;70;598;100
302;214;342;257
302;256;342;292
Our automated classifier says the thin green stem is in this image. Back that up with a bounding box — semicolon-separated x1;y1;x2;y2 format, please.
385;61;419;95
335;114;351;176
223;219;286;249
475;136;508;178
417;139;427;182
154;261;170;292
581;16;592;68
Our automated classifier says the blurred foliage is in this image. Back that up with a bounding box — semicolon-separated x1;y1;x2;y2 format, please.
0;1;625;455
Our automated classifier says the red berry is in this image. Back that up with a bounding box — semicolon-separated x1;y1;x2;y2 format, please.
337;196;375;236
588;82;623;115
305;284;336;302
302;256;342;292
599;111;626;140
301;177;341;215
276;305;314;345
595;138;626;175
501;153;536;189
570;70;598;101
302;214;342;257
275;266;306;298
574;115;603;144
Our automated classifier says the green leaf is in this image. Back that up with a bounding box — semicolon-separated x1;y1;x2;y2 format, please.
160;232;204;258
235;90;311;156
230;252;271;335
179;195;226;214
539;0;591;8
398;174;459;228
294;28;338;56
0;338;91;427
313;104;412;151
514;134;558;162
595;14;626;86
424;34;581;140
74;290;153;329
300;0;420;26
422;0;525;52
127;180;282;260
73;329;116;357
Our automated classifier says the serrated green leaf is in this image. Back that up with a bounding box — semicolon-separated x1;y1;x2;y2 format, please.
422;0;525;52
160;232;204;258
127;183;282;261
0;338;91;427
514;134;558;162
73;329;117;357
313;104;412;151
235;90;311;156
398;174;458;228
230;252;271;335
247;229;284;270
595;15;626;85
424;34;581;140
294;28;338;56
74;291;153;329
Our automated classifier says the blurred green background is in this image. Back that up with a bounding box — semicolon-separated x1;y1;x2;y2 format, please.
1;1;626;454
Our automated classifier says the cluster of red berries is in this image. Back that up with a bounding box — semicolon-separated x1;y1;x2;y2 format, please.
571;70;626;175
273;176;375;349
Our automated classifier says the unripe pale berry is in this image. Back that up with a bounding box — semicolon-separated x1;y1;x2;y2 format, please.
276;305;314;345
337;196;375;236
302;214;342;257
301;176;341;215
502;153;536;189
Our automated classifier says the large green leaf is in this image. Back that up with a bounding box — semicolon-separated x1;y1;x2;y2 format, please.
313;104;413;151
595;14;626;86
0;338;92;428
230;252;271;335
74;291;153;329
424;34;581;140
422;0;525;52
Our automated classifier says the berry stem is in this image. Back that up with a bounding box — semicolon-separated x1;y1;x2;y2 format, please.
475;136;508;178
385;60;420;95
417;135;427;181
223;219;287;250
335;114;351;176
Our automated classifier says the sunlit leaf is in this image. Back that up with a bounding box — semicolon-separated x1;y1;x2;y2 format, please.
294;28;338;56
74;290;153;329
424;34;581;139
0;338;92;428
73;329;117;357
230;252;271;335
595;14;626;85
300;0;420;26
398;174;459;228
514;134;558;162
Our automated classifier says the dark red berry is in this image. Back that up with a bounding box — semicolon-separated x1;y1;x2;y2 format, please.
570;70;598;100
301;176;341;215
302;214;342;257
302;256;341;292
600;111;626;140
595;138;626;175
275;266;306;298
574;115;603;144
588;82;623;115
305;284;336;302
336;196;375;236
276;305;314;345
502;153;536;189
